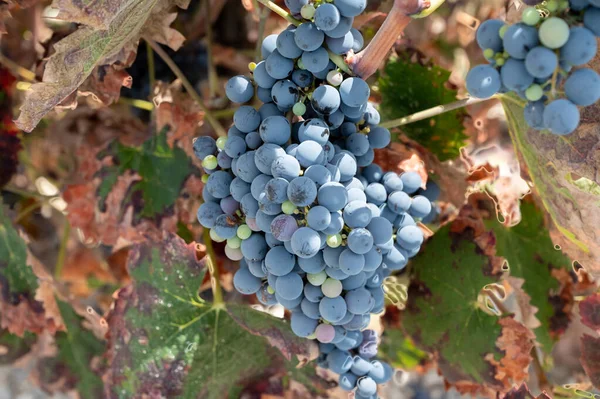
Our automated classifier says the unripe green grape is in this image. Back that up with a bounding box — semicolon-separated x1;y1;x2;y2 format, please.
539;17;570;49
237;224;252;240
483;48;495;59
546;0;558;12
227;236;242;249
525;84;544;101
267;285;275;294
210;229;226;242
216;136;227;150
496;57;506;66
326;234;342;248
248;62;257;71
306;333;317;340
282;201;296;215
522;7;541;26
307;271;328;286
321;278;343;298
297;58;306;70
558;0;569;11
499;25;508;39
326;70;343;86
201;174;209;183
293;102;306;116
202;155;218;169
301;4;316;19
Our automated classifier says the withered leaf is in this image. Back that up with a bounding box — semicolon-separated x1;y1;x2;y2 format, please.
580;294;600;332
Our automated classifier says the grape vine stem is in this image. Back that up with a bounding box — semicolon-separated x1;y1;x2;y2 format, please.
203;228;224;306
379;96;490;129
145;39;227;137
254;0;352;74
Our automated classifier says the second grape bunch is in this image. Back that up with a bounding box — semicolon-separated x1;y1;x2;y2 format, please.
466;0;600;135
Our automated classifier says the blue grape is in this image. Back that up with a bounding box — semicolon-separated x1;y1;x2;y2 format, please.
409;195;432;218
264;178;289;204
253;61;277;89
307;206;332;231
584;7;600;37
323;211;344;235
331;152;357;182
351;355;373;376
326;15;353;38
396;225;423;250
291;227;321;258
298;252;326;273
384;244;408;270
570;0;590;10
250;174;271;201
365;183;387;205
304;283;325;302
206;170;233;198
350;28;364;52
327;349;353;374
503;23;539;59
234;105;261;133
561;27;598;66
367;126;390;149
256;282;277;305
193;136;216;159
346;133;370;156
270;214;298;242
276;29;303;59
271;154;301;180
276;292;303;309
276;272;304;300
340;101;367;118
333;0;366;17
298;119;330;145
220;196;239;215
271;80;299;111
476;19;504;52
197;202;223;228
525;46;558;78
565;68;600;106
543;99;580;135
347;188;367;203
319;296;348;323
363;247;383;272
383;176;404;194
217;152;232;169
312;60;336;80
356;376;377;396
343;200;372;228
340;122;356;137
255;143;285;175
285;0;308;14
315;3;341;31
312;85;341;115
233;267;262;294
524;100;545;129
264;245;295;276
288;176;317;206
416;180;440;202
291;311;318;337
347;228;374;255
295;23;325;51
240;193;259;218
368;361;393;384
318;182;348;211
339;372;358;391
339;77;370;107
345;287;373;314
344;177;365;190
326;32;354;54
258;103;281;120
224;135;246;158
240;233;268;261
261;34;278;59
466;65;501;99
266;50;294;79
225;75;254;103
342;272;367;291
339;249;365;275
259;115;292;145
235;151;261;183
296;141;325;167
292;69;314;88
258;195;281;215
302;47;330;73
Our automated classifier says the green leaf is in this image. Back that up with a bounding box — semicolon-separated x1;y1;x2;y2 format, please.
378;54;467;161
40;300;105;398
402;208;534;390
98;128;194;219
486;202;571;353
501;94;600;276
379;328;427;369
105;233;318;398
0;330;36;364
0;204;39;300
15;0;188;132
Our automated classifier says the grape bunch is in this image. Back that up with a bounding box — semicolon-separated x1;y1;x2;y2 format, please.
465;0;600;135
194;0;434;396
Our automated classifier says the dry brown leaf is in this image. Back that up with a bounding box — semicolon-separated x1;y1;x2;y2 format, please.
15;0;189;132
488;317;535;386
580;294;600;332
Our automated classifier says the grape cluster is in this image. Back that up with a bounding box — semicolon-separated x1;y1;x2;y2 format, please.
194;0;434;396
465;0;600;135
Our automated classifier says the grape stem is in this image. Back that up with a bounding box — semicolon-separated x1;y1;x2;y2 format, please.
254;0;352;75
379;96;490;129
145;39;227;137
205;0;221;99
347;0;424;79
203;228;225;306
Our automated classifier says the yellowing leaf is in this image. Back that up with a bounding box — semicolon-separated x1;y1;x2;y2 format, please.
15;0;189;132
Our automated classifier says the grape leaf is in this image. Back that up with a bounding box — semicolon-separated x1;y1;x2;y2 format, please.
96;127;194;219
378;53;468;161
0;330;36;364
402;204;534;391
104;233;318;398
502;384;552;399
485;202;572;353
581;334;600;390
15;0;189;132
379;328;428;369
38;299;104;398
580;293;600;332
500;73;600;278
